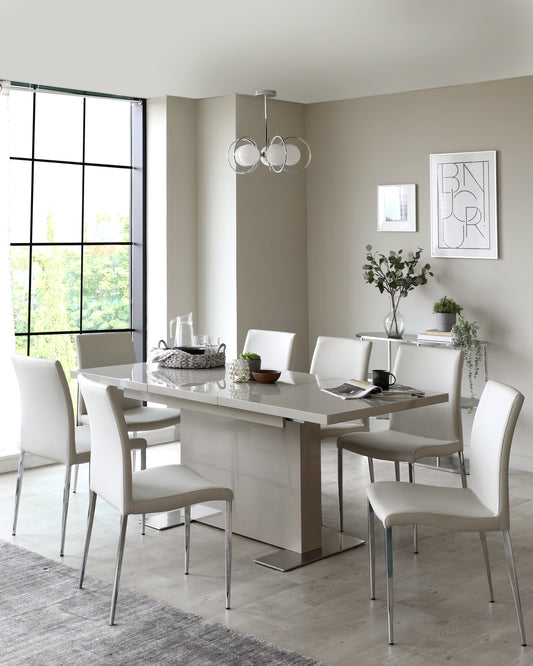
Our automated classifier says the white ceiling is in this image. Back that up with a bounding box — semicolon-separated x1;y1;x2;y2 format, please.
1;0;532;103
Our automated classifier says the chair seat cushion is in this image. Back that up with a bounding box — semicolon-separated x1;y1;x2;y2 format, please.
80;406;181;432
337;428;461;463
131;464;233;515
320;420;369;440
73;425;91;464
123;406;181;431
367;481;500;532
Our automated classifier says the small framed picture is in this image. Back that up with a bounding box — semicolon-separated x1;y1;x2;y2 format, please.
377;184;416;232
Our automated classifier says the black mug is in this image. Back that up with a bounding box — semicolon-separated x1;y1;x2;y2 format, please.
372;369;396;391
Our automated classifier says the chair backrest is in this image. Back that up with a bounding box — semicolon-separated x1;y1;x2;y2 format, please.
78;374;134;514
75;332;140;412
389;344;464;443
310;336;372;380
242;329;296;371
12;355;76;464
468;380;524;529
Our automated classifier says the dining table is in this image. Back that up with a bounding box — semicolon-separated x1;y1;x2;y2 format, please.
75;362;448;571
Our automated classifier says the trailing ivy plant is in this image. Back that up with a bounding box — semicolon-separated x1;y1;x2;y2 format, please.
362;245;433;338
450;314;483;411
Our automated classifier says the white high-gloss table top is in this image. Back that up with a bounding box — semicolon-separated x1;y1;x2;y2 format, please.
76;362;448;427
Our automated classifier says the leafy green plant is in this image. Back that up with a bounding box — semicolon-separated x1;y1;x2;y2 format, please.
433;296;463;314
362;245;433;338
450;314;483;411
240;352;261;360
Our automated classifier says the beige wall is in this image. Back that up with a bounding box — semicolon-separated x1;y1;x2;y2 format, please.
306;76;533;468
146;96;197;349
235;95;309;370
147;94;309;369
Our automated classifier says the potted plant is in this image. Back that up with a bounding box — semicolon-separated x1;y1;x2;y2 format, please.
450;314;483;411
362;245;433;339
433;296;463;332
240;352;261;376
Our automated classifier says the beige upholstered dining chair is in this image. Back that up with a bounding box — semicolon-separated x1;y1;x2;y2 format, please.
337;344;465;545
242;329;296;371
11;355;92;556
367;380;526;646
77;374;233;625
309;335;373;440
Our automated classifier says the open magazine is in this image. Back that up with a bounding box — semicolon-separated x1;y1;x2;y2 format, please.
320;379;425;400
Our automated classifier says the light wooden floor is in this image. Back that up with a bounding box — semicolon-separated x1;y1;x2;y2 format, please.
1;440;532;665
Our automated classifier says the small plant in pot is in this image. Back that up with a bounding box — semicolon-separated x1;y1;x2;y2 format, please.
433;296;463;332
240;352;261;377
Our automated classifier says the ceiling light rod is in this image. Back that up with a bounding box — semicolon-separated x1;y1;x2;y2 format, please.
228;89;311;175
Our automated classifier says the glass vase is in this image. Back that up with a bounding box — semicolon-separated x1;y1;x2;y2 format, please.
384;307;406;339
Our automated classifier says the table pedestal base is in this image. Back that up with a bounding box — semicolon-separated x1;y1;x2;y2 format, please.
253;527;364;571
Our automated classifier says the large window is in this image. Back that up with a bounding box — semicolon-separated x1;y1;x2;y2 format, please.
5;85;145;453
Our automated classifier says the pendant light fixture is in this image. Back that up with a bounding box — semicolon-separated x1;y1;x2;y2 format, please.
228;90;311;174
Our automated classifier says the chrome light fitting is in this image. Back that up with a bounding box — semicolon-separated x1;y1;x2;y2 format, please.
228;90;311;174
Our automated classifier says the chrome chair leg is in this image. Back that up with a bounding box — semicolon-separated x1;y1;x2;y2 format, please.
394;461;400;481
184;505;191;574
225;500;232;610
502;530;527;646
337;448;344;532
479;532;494;602
368;457;375;483
408;463;418;554
368;501;376;600
458;450;468;488
72;464;79;493
12;450;25;536
79;491;97;589
140;448;146;535
110;515;128;626
60;464;72;556
385;526;394;645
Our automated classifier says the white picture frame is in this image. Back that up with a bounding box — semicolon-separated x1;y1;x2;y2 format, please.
430;150;498;259
377;184;416;232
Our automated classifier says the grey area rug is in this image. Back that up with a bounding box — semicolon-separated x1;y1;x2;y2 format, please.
0;540;326;665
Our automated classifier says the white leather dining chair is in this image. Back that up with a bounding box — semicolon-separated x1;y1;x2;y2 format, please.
242;329;296;371
75;332;181;435
310;335;373;440
366;380;526;646
11;355;92;556
77;374;233;625
337;344;465;544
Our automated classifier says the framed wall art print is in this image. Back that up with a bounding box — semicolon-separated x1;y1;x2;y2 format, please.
430;150;498;259
377;184;416;232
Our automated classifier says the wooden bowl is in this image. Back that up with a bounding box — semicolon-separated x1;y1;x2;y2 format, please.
252;369;281;383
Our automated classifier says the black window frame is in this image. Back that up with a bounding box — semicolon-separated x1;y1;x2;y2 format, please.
8;82;146;361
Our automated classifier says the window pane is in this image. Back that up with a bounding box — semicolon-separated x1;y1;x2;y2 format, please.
84;166;130;242
32;162;82;243
15;336;28;355
8;89;33;158
8;159;32;242
85;97;131;166
34;92;83;162
30;246;81;332
11;247;29;334
83;245;131;330
29;333;78;400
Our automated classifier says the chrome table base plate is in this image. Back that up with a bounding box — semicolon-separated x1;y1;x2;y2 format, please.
253;527;365;571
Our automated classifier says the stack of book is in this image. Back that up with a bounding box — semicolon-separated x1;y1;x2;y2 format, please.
417;329;453;343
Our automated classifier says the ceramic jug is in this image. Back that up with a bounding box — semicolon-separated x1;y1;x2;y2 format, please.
169;312;194;347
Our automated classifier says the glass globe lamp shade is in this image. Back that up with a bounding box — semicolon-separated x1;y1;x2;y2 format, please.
285;144;301;166
235;143;260;167
265;142;286;167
